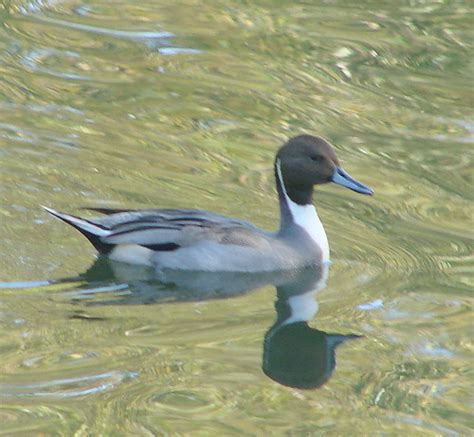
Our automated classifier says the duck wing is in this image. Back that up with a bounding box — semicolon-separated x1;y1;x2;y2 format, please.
44;206;267;254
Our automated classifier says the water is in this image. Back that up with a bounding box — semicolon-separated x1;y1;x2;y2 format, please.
0;0;472;435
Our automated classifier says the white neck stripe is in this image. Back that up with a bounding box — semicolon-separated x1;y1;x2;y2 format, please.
275;159;329;261
275;158;290;203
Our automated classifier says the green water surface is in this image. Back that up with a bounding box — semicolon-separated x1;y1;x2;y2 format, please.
0;0;472;435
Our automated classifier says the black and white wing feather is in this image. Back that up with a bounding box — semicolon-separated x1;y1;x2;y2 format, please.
43;206;266;254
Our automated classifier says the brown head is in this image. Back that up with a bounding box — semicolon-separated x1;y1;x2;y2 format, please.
275;135;373;205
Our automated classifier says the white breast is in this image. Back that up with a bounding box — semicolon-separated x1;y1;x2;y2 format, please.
288;200;329;262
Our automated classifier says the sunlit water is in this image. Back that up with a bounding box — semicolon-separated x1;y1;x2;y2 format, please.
0;0;472;435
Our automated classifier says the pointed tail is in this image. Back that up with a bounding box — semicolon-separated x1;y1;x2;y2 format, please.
42;206;113;253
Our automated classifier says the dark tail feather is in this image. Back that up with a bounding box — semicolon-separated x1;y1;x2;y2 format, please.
42;206;114;254
81;207;133;215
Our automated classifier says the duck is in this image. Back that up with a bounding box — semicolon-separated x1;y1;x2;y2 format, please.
43;135;373;272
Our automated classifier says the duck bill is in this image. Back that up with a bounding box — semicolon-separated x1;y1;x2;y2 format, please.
331;167;374;195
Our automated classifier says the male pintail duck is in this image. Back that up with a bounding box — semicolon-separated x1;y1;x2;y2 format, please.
43;135;373;272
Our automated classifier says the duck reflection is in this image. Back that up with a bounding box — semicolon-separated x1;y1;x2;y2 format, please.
65;258;360;389
263;265;361;389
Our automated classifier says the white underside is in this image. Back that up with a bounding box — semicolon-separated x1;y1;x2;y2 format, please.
110;244;154;266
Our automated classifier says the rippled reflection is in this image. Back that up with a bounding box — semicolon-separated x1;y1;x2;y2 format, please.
24;258;362;390
0;370;138;399
263;267;360;389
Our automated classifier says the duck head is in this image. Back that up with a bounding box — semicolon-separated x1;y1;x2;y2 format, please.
275;135;374;205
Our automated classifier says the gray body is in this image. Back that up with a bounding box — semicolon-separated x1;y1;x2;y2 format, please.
75;208;323;272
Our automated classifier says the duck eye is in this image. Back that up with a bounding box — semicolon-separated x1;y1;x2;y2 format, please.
310;155;323;162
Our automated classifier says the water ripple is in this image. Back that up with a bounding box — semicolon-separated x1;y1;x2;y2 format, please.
0;1;471;435
0;370;138;399
29;15;174;41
